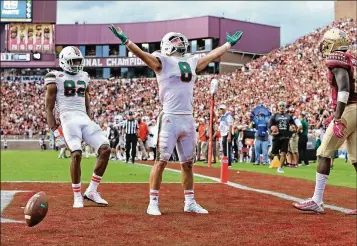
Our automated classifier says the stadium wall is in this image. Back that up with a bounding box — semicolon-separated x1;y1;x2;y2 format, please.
335;0;357;21
55;16;280;54
0;24;5;51
32;0;57;23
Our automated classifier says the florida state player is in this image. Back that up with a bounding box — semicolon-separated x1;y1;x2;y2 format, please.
293;28;357;215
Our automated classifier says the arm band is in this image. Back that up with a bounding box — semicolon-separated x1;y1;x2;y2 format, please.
337;91;349;103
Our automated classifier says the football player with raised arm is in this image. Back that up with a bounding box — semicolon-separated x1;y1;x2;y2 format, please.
109;25;242;215
45;46;111;208
293;28;357;215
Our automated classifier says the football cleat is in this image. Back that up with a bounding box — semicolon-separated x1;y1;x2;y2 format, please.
277;168;284;173
346;209;357;215
293;199;324;213
184;200;208;214
83;190;108;206
147;203;161;216
73;196;84;208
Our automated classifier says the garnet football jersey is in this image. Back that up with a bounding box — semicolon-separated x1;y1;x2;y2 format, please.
326;51;357;108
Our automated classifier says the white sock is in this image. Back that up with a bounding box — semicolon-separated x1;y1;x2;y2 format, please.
312;172;329;205
150;189;159;204
87;173;102;192
184;190;194;203
72;183;82;198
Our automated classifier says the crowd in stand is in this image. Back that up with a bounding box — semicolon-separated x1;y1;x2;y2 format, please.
1;18;356;141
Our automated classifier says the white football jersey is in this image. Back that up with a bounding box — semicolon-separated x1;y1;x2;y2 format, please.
44;70;89;116
153;52;199;114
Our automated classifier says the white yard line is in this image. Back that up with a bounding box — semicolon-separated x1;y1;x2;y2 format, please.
135;162;354;214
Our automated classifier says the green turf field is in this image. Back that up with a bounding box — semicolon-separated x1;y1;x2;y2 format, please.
0;151;213;183
196;159;357;188
1;151;356;188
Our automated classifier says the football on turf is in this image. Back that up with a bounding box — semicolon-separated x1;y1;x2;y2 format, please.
24;191;48;227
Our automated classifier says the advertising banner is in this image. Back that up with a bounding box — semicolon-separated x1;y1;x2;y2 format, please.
1;0;32;22
8;23;55;52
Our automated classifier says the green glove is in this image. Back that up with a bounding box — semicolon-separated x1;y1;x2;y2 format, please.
108;24;128;44
226;31;243;46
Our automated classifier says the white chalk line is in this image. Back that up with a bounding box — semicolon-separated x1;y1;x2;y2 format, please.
135;162;355;214
0;181;213;184
1;162;354;214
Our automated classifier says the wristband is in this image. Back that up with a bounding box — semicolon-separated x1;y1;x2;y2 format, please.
337;91;349;104
125;39;131;47
224;42;231;49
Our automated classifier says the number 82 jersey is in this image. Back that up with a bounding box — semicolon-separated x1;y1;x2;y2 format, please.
44;70;89;116
153;52;199;114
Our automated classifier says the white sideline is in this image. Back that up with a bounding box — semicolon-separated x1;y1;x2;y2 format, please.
0;181;212;184
135;162;354;214
1;162;354;214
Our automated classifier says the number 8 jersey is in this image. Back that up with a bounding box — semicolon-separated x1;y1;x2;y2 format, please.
153;52;199;114
44;70;89;116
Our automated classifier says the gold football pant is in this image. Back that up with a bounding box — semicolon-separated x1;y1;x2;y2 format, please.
317;104;356;163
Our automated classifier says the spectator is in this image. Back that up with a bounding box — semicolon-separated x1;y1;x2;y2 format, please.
218;105;233;167
298;113;309;166
196;118;207;162
4;139;8;150
269;102;295;173
137;117;149;161
250;113;270;165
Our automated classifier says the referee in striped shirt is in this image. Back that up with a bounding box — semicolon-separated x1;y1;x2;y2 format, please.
122;111;139;164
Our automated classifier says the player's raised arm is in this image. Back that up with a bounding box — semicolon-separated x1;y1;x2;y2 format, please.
196;31;243;73
108;25;162;73
45;83;57;131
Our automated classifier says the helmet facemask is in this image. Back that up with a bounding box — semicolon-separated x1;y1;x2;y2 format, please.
68;58;84;74
169;36;188;55
319;28;350;57
59;46;85;74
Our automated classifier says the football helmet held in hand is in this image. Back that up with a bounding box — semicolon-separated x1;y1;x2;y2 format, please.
161;32;189;56
59;46;84;74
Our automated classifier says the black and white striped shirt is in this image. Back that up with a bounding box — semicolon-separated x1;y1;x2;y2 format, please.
124;120;138;135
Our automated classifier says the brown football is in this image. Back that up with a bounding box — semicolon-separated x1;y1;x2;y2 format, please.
24;191;48;227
